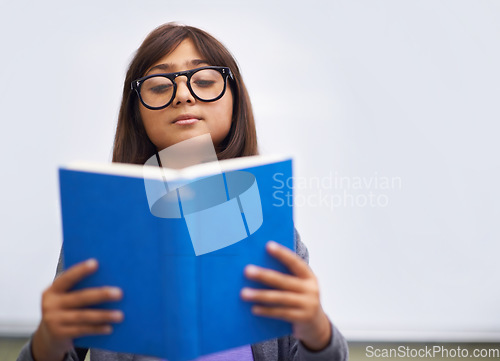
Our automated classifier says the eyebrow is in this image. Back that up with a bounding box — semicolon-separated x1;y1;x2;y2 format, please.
147;59;210;74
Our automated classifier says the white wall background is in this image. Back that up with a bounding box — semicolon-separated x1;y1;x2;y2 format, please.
1;0;499;341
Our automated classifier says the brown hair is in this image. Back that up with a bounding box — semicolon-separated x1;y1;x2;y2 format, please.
112;23;259;164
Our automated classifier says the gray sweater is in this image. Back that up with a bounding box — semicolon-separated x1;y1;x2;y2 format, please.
17;229;349;361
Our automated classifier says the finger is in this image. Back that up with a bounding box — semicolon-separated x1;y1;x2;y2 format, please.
52;259;99;293
244;265;305;292
59;287;123;308
266;241;312;279
241;288;305;308
57;310;124;325
60;324;114;338
252;305;304;322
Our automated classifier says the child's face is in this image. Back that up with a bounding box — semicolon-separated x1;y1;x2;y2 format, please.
139;39;233;152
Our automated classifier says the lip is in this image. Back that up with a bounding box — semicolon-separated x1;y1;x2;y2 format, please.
172;114;202;125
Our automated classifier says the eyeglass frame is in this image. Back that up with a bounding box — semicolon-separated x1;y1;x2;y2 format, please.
131;65;234;110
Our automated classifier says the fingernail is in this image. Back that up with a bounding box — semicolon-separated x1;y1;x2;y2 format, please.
109;287;122;298
245;265;259;276
86;259;97;268
267;241;279;251
112;311;124;321
241;288;255;298
104;326;113;334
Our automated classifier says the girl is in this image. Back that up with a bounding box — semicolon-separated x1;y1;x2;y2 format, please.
18;23;348;361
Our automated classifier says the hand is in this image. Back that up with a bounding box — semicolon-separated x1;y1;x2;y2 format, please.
32;259;124;361
240;241;332;351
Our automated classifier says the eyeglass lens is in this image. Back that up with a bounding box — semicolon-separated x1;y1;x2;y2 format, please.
140;68;225;108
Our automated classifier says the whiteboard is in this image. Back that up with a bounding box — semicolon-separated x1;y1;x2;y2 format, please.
1;0;499;341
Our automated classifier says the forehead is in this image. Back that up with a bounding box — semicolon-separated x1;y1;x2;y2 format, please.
147;39;208;74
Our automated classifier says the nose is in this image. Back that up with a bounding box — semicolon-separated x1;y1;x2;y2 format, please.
172;75;195;107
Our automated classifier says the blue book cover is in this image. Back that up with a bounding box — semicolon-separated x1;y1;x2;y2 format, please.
59;155;294;361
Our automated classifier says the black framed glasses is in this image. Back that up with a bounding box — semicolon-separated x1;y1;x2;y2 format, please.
131;66;234;110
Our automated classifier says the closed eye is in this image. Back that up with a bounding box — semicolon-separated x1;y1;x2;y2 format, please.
148;84;173;94
193;80;215;88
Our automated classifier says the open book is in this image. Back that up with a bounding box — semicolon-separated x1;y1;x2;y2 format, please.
59;153;294;361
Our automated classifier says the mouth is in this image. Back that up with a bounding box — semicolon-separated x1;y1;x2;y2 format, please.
172;114;202;125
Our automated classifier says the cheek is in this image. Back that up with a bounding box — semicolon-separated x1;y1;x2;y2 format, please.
221;89;234;123
217;93;234;132
139;107;153;135
206;91;233;127
210;92;234;144
140;107;163;144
